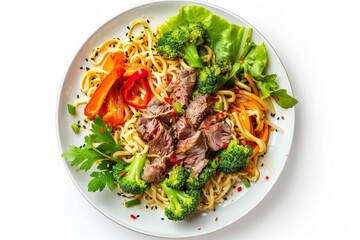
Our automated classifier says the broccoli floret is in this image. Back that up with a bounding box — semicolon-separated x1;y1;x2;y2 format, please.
112;154;149;195
166;165;190;190
214;58;233;73
156;22;206;68
186;165;215;190
195;58;241;94
217;140;253;174
196;66;217;94
160;180;201;221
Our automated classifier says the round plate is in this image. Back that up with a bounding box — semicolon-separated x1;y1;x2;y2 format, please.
56;0;295;238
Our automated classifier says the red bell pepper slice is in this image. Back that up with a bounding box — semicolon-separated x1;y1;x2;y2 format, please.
84;52;125;119
101;79;126;126
122;69;151;109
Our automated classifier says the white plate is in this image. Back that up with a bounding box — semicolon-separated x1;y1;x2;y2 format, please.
56;0;295;238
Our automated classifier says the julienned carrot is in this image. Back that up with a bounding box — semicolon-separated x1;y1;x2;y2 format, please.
244;72;259;96
260;122;270;144
238;103;253;134
238;89;268;111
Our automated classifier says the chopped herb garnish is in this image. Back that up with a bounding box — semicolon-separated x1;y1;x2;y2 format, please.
71;123;80;133
67;104;76;115
125;199;141;208
243;178;251;188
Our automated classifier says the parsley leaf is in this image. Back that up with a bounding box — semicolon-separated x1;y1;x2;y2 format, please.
88;171;115;192
61;115;121;171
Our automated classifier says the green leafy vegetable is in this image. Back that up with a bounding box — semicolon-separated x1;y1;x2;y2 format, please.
158;5;252;65
88;171;115;192
271;89;298;109
239;42;298;108
62;116;121;191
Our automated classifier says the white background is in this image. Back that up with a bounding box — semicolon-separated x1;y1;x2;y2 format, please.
0;0;359;239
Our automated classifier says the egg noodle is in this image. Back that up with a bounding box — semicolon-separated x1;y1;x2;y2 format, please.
76;19;273;211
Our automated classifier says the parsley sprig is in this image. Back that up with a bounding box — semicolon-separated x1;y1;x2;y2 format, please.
62;116;121;192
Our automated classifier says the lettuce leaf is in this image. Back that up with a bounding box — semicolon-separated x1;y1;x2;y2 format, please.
159;5;251;64
239;42;297;108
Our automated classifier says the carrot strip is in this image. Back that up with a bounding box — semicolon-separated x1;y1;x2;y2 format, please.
238;90;268;111
244;72;259;96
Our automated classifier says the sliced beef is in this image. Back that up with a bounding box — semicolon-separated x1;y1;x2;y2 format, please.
176;116;195;140
167;69;197;108
146;97;176;125
175;131;208;178
142;156;173;183
191;158;209;179
135;115;174;156
135;115;175;183
199;115;231;151
185;94;213;128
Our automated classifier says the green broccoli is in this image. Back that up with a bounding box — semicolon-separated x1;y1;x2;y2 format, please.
160;180;201;221
166;165;190;190
217;140;253;174
186;165;215;190
112;154;149;195
195;58;241;94
196;66;217;94
156;22;206;68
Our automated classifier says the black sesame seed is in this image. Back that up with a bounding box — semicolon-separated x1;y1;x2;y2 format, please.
127;26;130;30
85;58;88;61
147;19;150;23
161;218;164;220
86;67;90;71
80;67;83;70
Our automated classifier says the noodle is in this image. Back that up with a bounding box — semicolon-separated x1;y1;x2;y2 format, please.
77;19;274;212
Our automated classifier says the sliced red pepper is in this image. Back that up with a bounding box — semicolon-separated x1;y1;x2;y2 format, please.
102;51;124;72
122;69;151;109
84;52;125;119
101;79;126;126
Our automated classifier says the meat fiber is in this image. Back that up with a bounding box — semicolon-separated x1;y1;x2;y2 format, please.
135;115;175;183
146;97;176;125
199;115;231;151
167;69;197;108
175;130;208;178
185;94;212;128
